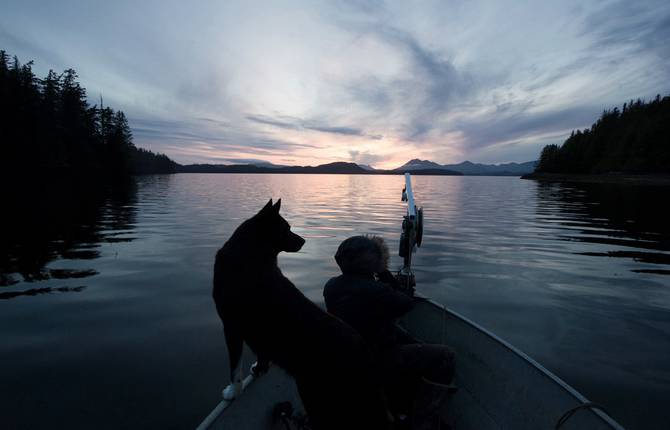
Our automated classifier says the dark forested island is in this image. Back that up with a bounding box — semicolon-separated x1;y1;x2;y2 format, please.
0;51;178;177
524;95;670;183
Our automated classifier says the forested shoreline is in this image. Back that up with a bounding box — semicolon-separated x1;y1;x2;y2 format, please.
0;50;178;177
535;96;670;174
6;49;666;182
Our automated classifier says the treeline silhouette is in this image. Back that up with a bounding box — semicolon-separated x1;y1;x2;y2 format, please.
536;95;670;174
0;50;178;176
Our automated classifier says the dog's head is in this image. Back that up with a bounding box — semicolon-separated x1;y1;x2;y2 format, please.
254;199;305;253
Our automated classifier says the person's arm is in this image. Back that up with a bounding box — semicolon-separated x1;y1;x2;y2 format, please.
359;277;414;319
377;269;403;290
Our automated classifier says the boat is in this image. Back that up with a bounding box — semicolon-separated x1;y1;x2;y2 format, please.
198;174;625;430
197;295;624;430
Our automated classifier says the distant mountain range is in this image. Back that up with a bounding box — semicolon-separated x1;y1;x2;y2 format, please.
394;159;538;175
179;162;462;175
179;159;537;176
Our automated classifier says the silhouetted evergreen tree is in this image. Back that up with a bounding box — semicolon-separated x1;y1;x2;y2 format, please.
0;50;178;177
536;96;670;174
130;147;179;174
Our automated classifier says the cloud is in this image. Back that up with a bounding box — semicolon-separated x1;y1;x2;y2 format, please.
335;21;473;142
0;28;66;70
305;124;363;136
581;0;670;57
129;115;320;164
245;114;301;130
453;103;600;150
3;0;669;166
378;26;468;123
348;149;385;167
246;113;382;139
332;1;670;161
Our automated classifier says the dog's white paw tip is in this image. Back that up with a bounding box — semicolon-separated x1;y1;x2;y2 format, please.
222;382;242;400
250;361;268;376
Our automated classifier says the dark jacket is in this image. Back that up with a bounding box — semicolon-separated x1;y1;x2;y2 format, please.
324;272;414;350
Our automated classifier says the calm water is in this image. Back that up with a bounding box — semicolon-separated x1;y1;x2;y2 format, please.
1;174;669;429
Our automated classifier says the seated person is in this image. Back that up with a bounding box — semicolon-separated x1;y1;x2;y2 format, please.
324;235;455;430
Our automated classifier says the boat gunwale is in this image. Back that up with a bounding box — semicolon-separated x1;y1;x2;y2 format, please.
414;295;624;429
197;374;256;430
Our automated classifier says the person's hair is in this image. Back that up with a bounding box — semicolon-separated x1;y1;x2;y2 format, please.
334;235;389;275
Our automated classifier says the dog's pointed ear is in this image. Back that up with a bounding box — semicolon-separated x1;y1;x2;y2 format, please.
260;199;273;214
273;199;281;213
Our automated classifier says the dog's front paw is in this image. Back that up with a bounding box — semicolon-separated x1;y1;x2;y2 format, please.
222;381;243;400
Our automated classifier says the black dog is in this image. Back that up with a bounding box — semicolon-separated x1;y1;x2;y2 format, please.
213;199;390;429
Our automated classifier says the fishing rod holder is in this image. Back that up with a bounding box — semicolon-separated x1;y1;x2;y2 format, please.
398;173;423;293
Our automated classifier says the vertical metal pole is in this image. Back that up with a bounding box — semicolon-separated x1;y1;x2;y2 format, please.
405;173;416;218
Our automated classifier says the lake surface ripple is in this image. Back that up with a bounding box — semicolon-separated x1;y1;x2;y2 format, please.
1;174;668;429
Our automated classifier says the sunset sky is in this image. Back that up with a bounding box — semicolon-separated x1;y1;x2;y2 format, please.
2;0;668;168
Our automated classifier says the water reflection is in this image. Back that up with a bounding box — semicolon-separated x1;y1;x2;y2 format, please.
1;174;668;430
535;181;670;275
0;285;87;300
0;177;138;293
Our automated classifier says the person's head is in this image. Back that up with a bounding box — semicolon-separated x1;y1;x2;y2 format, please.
334;235;389;275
